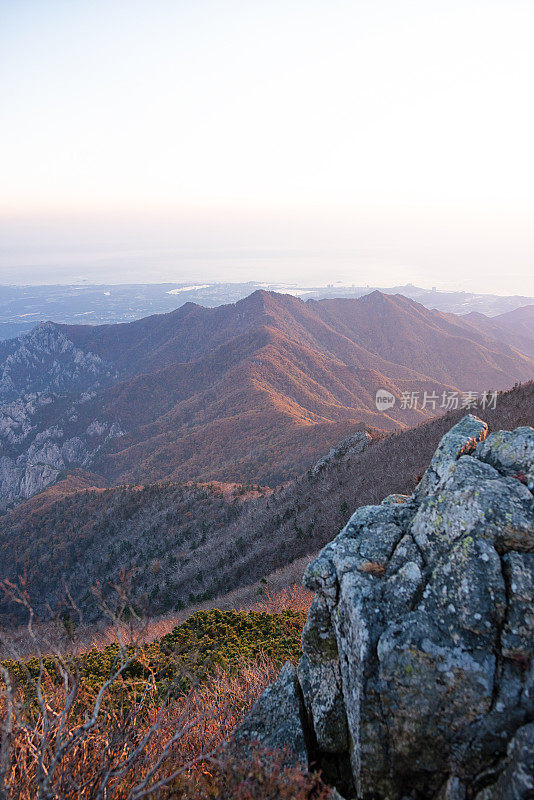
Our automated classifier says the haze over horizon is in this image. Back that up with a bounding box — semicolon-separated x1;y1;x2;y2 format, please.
1;0;533;294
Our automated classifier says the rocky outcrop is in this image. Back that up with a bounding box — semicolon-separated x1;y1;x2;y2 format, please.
311;432;372;477
233;416;534;799
0;322;113;403
0;324;121;509
0;420;123;509
233;662;309;768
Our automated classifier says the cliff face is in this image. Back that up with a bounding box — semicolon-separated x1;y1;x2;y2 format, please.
0;323;120;509
233;416;534;799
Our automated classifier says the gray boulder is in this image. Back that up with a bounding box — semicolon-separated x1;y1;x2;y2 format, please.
298;595;348;753
233;416;534;798
414;414;489;500
475;426;534;491
231;661;308;767
474;722;534;800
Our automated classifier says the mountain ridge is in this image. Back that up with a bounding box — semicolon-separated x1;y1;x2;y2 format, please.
1;282;533;342
0;290;532;508
459;304;534;358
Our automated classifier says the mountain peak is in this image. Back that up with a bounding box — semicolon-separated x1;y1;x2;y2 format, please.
235;288;302;313
359;290;392;304
359;290;416;306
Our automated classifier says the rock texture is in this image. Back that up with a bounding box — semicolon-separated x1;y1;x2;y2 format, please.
0;324;121;509
311;431;372;477
233;415;534;799
232;661;309;768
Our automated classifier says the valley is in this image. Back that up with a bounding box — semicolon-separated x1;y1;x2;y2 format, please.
1;380;532;625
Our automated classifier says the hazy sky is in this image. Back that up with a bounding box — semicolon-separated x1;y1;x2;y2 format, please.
1;0;533;293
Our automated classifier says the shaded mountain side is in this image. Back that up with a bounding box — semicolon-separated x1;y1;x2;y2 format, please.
495;303;534;339
1;290;533;509
197;380;534;601
455;311;534;357
313;291;534;388
458;304;534;358
1;381;531;626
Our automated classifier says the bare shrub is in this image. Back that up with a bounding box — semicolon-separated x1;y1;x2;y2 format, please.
249;584;314;614
0;579;313;799
0;658;283;800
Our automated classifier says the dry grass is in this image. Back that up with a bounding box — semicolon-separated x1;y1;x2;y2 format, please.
0;573;315;662
0;578;321;798
358;561;386;577
0;652;331;800
1;654;283;799
178;747;331;799
248;584;315;614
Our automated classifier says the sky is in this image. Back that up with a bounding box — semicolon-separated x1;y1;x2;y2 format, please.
1;0;533;293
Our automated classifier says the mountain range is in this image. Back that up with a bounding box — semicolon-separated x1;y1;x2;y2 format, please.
0;290;533;510
1;282;533;341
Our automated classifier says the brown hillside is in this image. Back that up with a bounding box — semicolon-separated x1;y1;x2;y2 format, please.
458;307;534;359
313;291;534;388
1;381;531;626
89;325;453;486
57;291;533;488
494;303;534;339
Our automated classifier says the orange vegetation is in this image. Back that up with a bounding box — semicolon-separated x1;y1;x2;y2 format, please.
63;290;532;490
2;655;329;799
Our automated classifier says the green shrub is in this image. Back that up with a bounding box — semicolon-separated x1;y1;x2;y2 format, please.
2;609;307;697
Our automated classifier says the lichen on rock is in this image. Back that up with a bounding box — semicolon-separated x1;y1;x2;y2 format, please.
231;415;534;799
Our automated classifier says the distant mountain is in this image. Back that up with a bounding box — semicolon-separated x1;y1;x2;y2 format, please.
0;290;532;509
312;291;533;388
494;304;534;339
1;282;533;341
1;381;531;625
457;305;534;359
369;284;534;316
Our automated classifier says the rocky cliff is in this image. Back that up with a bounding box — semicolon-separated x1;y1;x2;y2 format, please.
233;416;534;799
0;323;121;509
